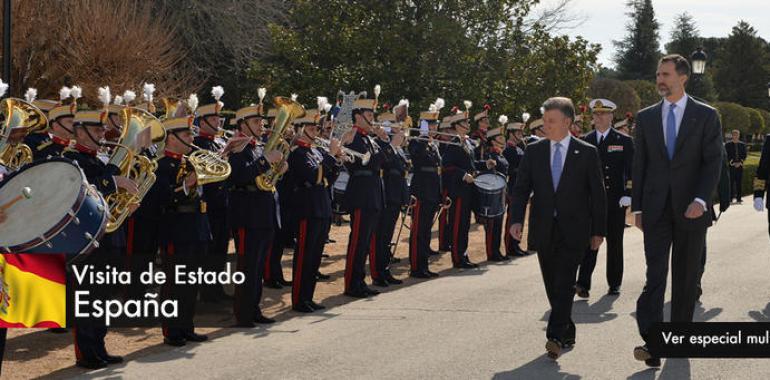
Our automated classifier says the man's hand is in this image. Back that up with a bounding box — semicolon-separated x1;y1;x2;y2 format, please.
590;235;604;250
265;149;282;164
114;176;139;196
329;138;342;157
634;213;643;231
509;223;523;241
485;159;497;170
184;172;198;189
279;161;289;175
462;173;475;184
341;129;355;145
374;126;389;141
618;196;632;207
755;197;765;212
684;201;705;219
391;130;405;147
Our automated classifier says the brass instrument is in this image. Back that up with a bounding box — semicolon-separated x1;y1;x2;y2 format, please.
0;98;46;170
314;137;370;164
255;96;305;191
186;144;232;185
405;135;463;146
101;107;163;232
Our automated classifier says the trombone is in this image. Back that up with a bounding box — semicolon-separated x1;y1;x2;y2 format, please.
315;137;371;165
406;135;463;146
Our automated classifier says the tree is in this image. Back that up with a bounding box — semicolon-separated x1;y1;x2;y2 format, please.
0;0;199;105
747;107;766;135
664;12;717;101
588;78;640;117
714;21;770;110
714;102;751;134
624;80;659;108
251;0;599;120
613;0;661;81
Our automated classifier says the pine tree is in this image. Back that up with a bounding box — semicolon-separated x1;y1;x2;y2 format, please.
613;0;661;81
715;21;770;110
665;13;717;101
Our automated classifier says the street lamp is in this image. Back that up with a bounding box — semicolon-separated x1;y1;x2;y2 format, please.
690;48;707;75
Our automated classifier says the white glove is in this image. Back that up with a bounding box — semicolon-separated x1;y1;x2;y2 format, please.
754;197;764;212
618;196;632;207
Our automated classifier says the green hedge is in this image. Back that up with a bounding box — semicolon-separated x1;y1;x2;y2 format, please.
741;152;760;196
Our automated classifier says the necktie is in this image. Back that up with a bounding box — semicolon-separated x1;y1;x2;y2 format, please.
666;104;677;159
552;142;563;190
598;134;604;145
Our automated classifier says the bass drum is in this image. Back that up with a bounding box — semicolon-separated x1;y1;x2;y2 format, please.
0;158;108;255
332;170;350;215
473;172;507;218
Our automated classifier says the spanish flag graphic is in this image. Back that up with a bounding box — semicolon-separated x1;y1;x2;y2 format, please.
0;254;66;328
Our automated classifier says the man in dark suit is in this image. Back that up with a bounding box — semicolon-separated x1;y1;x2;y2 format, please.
509;97;607;360
576;98;634;298
632;55;723;367
724;129;747;203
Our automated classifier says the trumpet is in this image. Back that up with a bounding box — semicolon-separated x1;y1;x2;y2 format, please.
314;137;371;165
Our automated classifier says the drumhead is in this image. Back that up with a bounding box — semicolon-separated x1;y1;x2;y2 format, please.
333;171;350;191
474;173;506;191
0;160;85;247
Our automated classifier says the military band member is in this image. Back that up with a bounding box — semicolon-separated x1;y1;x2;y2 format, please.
287;110;343;312
528;118;545;142
341;97;399;298
576;99;633;298
472;104;491;160
408;109;443;278
369;110;408;287
753;133;770;233
478;124;510;262
194;87;232;301
725;129;747;203
502;120;528;257
26;88;77;160
65;110;137;369
228;104;283;326
441;108;483;268
151;115;210;345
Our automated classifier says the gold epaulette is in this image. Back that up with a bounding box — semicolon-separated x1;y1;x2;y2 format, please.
754;178;766;191
36;140;53;151
316;165;324;185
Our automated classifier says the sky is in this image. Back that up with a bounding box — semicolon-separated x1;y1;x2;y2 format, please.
534;0;770;68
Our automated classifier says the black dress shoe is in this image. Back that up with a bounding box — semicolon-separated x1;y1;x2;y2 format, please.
362;286;380;296
344;290;368;298
164;337;187;347
426;270;440;277
634;345;660;367
410;271;431;279
184;332;208;342
316;272;331;280
76;358;108;369
254;313;276;324
98;353;124;364
292;302;315;313
575;285;590;299
466;260;479;268
235;321;255;328
384;274;403;285
501;255;513;261
608;286;620;295
277;278;293;286
327;238;336;243
545;339;562;360
454;262;476;269
488;255;507;262
372;278;390;287
513;246;528;256
322;253;330;258
309;301;326;310
390;256;402;264
264;280;283;289
429;250;441;256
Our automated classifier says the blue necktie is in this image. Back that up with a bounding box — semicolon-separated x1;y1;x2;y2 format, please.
552;142;563;190
666;104;677;159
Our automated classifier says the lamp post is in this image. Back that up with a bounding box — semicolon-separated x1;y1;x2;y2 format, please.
690;48;707;75
766;81;770;99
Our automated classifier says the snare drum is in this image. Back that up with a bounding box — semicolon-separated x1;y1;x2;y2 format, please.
0;158;108;254
473;172;507;218
332;170;350;215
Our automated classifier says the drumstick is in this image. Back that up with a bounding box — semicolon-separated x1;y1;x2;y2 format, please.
0;187;32;211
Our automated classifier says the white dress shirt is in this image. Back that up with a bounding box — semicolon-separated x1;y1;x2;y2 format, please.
549;134;571;169
595;128;610;145
661;93;688;146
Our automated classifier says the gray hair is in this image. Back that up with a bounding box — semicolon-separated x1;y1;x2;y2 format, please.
542;97;575;122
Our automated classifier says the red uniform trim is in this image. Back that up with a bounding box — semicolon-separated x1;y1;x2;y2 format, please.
292;219;308;306
452;197;462;264
369;232;378;280
410;200;420;271
345;209;362;291
485;218;493;259
126;217;135;255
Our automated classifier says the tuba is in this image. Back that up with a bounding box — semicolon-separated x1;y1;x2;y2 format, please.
0;98;46;170
255;96;305;191
101;107;162;232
